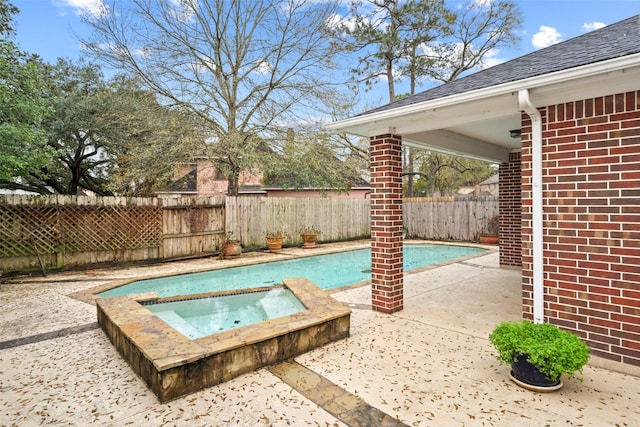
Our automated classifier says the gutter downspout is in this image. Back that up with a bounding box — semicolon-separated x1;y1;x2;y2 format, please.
518;89;544;324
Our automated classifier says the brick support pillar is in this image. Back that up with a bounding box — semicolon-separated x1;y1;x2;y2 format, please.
498;150;522;267
370;133;403;313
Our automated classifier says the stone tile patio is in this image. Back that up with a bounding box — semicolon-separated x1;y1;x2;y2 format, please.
1;241;639;426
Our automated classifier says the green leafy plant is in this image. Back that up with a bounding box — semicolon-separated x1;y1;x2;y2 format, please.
489;320;590;381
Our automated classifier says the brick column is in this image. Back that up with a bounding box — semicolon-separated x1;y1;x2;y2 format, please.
498;150;522;267
370;133;403;313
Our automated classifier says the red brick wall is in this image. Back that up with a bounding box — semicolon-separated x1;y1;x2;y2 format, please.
521;90;640;366
499;151;522;267
370;134;404;313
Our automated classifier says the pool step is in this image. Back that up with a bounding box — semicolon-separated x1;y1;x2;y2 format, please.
153;310;201;339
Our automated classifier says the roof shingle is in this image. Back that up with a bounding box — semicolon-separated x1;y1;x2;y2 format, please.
360;14;640;116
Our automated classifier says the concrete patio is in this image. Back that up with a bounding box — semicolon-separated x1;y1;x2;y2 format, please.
1;241;639;426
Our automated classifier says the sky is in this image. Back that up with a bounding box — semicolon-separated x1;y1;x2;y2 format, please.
10;0;640;107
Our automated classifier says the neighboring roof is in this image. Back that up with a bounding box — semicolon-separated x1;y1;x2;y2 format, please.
479;174;499;185
362;15;640;117
167;168;197;192
238;185;267;195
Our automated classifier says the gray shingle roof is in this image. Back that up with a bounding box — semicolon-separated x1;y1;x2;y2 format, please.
360;14;640;116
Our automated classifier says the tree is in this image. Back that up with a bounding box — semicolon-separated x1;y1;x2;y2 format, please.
81;0;349;196
100;76;206;196
334;0;521;196
0;0;53;182
332;0;452;103
409;152;496;197
1;58;203;196
423;0;522;83
263;127;369;193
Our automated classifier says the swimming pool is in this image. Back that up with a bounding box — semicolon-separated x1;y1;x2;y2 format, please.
98;243;485;299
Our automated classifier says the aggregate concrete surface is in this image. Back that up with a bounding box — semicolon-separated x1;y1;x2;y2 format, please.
1;241;638;426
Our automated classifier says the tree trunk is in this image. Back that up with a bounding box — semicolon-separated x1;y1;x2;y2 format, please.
386;57;395;103
227;172;239;196
406;148;415;198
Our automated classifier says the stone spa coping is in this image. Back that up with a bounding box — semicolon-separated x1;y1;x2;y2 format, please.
96;277;351;402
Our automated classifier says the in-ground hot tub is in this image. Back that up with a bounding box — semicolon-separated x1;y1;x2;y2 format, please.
96;278;351;402
143;287;307;340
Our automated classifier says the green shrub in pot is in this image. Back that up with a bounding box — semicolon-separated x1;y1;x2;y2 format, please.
489;320;590;382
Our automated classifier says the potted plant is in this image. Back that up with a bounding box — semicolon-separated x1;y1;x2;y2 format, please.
266;231;288;252
489;320;590;391
479;215;499;244
299;226;322;249
221;232;242;259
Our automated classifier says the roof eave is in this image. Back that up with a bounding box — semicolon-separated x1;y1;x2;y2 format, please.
327;53;640;137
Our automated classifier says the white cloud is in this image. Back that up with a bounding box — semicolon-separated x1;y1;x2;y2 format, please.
471;0;492;8
255;60;272;75
326;12;362;33
480;48;504;68
167;0;197;23
582;21;606;32
58;0;108;18
531;26;562;49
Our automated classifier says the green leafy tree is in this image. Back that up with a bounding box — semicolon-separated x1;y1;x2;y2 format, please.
2;58;204;196
263;128;368;194
99;76;206;196
409;152;495;197
332;0;452;103
82;0;349;196
0;0;53;182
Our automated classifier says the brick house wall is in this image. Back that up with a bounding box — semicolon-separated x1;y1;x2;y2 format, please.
196;160;263;196
499;151;522;267
520;90;640;366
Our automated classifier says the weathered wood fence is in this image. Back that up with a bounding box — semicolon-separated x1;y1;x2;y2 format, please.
0;194;497;273
225;197;370;249
404;195;499;241
0;195;225;273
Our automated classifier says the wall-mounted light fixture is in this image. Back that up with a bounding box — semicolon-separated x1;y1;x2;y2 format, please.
509;129;522;138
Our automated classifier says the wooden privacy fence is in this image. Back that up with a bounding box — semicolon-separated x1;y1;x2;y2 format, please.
404;195;499;241
0;195;225;273
0;194;498;273
225;197;371;249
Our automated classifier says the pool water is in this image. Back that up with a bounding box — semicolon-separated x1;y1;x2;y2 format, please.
98;244;484;298
143;288;306;340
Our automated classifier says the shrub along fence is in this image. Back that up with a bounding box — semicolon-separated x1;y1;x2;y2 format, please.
0;194;497;274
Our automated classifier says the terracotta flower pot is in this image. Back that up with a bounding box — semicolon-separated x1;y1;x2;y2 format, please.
300;233;318;249
479;234;499;244
222;240;242;259
266;236;284;252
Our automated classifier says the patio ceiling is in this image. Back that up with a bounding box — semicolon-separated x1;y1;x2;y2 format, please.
328;53;640;164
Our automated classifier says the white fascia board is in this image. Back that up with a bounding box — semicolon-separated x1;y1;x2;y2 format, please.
328;53;640;136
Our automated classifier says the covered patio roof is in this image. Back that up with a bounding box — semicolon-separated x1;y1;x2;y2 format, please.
327;15;640;163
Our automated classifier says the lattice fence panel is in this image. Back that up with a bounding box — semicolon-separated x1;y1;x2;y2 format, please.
58;206;162;252
0;205;60;257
